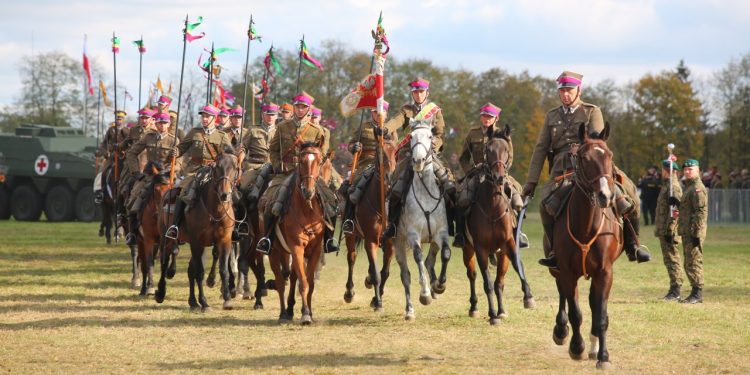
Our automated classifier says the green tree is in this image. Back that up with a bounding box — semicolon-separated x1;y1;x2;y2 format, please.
713;53;750;171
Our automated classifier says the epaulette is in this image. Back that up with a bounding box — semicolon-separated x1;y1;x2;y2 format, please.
581;102;599;108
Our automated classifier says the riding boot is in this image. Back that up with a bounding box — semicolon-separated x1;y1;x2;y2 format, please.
514;225;529;248
381;197;402;241
452;207;466;247
165;199;185;240
341;199;355;234
680;287;702;304
125;213;138;246
663;285;681;301
623;217;651;263
94;190;104;204
256;213;277;255
324;216;340;253
538;221;558;268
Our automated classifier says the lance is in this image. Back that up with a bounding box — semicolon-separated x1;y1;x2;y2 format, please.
168;15;190;190
112;32;121;242
240;16;254;142
667;143;676;217
137;35;143;110
206;43;215;106
295;35;304;93
95;78;101;174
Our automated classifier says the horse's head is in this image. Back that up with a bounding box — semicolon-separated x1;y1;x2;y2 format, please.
484;124;512;184
212;147;239;203
382;131;398;174
298;142;322;202
144;161;168;185
410;125;433;173
576;122;614;208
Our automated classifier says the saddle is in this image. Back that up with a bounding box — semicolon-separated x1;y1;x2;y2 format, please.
271;173;337;230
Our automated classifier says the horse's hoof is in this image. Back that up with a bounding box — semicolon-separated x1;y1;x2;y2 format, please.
261;288;268;297
223;300;233;310
190;305;201;312
300;314;312;325
469;310;479;318
589;352;598;360
569;348;586;361
419;294;432;306
131;279;141;290
154;293;165;304
489;318;501;326
364;276;373;289
432;281;446;294
596;361;612;371
523;297;536;309
253;303;263;310
201;306;211;313
230;289;237;299
404;311;416;321
265;280;276;290
166;267;176;279
206;278;216;288
553;333;568;346
243;292;252;300
373;305;383;312
146;287;156;296
344;290;355;303
499;312;509;320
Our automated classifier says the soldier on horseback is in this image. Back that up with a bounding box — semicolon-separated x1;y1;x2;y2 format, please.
522;71;651;268
124;112;179;245
94;110;129;203
310;107;343;190
255;92;339;254
238;103;278;207
381;78;456;240
453;103;526;248
341;101;396;234
165;105;237;239
118;107;157;217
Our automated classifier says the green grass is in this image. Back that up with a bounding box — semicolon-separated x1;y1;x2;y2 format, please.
0;217;748;374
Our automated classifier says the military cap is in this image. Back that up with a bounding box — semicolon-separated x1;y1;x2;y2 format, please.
198;105;219;116
157;95;172;106
229;105;244;117
662;159;679;170
557;71;583;89
280;103;293;113
293;91;315;106
137;107;155;118
310;107;322;118
115;110;127;118
154;112;171;123
409;78;430;91
479;103;502;117
262;103;280;114
682;159;700;169
218;106;231;117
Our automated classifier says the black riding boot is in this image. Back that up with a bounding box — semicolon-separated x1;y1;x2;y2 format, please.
341;199;355;234
538;221;558;268
452;207;466;247
324;216;340;253
681;286;702;304
126;213;138;246
256;213;277;255
165;200;185;240
663;285;681;301
381;197;402;240
623;217;651;263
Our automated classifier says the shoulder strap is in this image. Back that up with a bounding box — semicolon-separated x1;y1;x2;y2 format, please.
199;131;218;160
281;121;314;161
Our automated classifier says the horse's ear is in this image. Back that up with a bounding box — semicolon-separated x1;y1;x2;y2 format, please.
501;123;511;139
578;123;587;143
600;122;610;141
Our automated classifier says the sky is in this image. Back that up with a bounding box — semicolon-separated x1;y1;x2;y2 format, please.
1;0;749;109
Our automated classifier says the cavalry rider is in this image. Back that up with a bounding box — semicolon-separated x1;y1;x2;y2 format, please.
226;105;245;149
453;103;525;247
216;106;231;131
310;106;343;190
341;101;396;234
239;103;278;205
156;95;172;114
278;103;293;123
165;105;238;239
255;92;339;254
522;70;651;268
119;107;157;203
95;110;129;203
381;78;456;240
168;109;186;140
124;112;179;245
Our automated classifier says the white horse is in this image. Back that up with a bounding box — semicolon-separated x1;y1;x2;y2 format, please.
394;124;452;320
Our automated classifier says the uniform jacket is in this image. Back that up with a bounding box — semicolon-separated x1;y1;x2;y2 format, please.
242;123;274;166
678;177;708;239
654;173;683;237
459;124;515;175
269;117;326;173
384;101;445;153
126;131;179;173
177;127;234;174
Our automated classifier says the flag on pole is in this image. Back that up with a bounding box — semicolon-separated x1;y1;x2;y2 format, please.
167;82;173;95
132;38;146;53
340;53;386;117
185;16;205;42
82;35;94;95
111;36;120;53
300;40;323;71
264;45;282;78
124;90;133;101
156;77;164;93
248;19;262;42
100;80;111;107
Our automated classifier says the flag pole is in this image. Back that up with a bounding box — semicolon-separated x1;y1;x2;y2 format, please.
241;15;254;138
296;35;304;93
206;43;215;106
95;77;101;174
137;35;143;110
169;15;189;189
112;31;120;243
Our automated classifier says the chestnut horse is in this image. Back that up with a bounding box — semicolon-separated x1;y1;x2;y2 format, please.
135;161;171;296
154;150;239;311
461;125;535;324
267;142;325;325
548;123;623;370
343;138;397;311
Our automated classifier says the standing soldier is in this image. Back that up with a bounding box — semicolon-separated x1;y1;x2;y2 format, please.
453;103;525;247
341;102;397;234
523;71;651;268
655;159;683;300
677;159;708;304
256;92;339;254
239;103;278;205
95;110;129;203
124;112;179;245
165;105;237;239
381;78;456;240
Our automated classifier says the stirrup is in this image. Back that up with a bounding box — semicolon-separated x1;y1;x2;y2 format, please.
518;232;529;249
342;219;355;234
452;233;466;248
236;221;250;237
94;191;103;204
256;237;271;255
324;239;339;254
165;225;179;240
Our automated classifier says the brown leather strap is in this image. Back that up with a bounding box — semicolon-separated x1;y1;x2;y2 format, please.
199;132;218;160
281;122;313;163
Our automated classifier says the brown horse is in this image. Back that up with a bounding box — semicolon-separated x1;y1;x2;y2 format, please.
134;161;171;296
154;150;239;311
267;142;325;325
548;123;623;370
461;125;534;324
343;139;397;311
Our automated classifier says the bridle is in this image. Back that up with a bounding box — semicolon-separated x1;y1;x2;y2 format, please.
483;137;510;185
297;147;322;198
572;140;615;207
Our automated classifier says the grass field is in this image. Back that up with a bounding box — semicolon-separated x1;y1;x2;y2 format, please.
1;216;748;374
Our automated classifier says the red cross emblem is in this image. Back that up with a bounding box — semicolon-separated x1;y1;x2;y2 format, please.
34;155;49;176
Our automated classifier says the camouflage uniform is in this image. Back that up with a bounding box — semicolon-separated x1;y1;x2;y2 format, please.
678;174;708;302
655;170;683;299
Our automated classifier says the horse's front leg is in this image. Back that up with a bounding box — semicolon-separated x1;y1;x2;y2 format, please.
506;235;535;308
154;238;170;303
131;243;141;290
187;253;199;310
219;242;234;310
435;231;451;294
463;244;479;318
590;270;613;369
268;248;289;322
379;239;395;297
553;277;570;345
394;243;414;320
303;242;322;324
196;245;210;311
206;245;219;288
410;234;432;307
476;245;499;325
237;237;251;299
228;242;239;299
494;250;510;320
343;233;357;303
564;281;585;360
250;251;266;310
364;239;383;311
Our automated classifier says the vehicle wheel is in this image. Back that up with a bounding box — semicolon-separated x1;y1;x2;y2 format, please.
75;186;98;222
0;188;10;219
45;185;75;222
11;185;43;221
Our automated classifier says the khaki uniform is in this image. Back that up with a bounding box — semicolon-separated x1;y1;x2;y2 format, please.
678;177;708;288
120;125;148;176
238;123;274;195
98;124;129;182
176;127;234;202
348;120;396;178
655;173;684;288
125;131;179;212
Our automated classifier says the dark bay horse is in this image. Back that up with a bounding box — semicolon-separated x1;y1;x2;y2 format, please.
135;162;171;296
461;125;534;324
267;142;325;325
343;138;397;311
155;150;239;311
548;123;623;370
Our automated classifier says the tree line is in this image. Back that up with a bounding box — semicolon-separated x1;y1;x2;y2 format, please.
2;41;749;183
